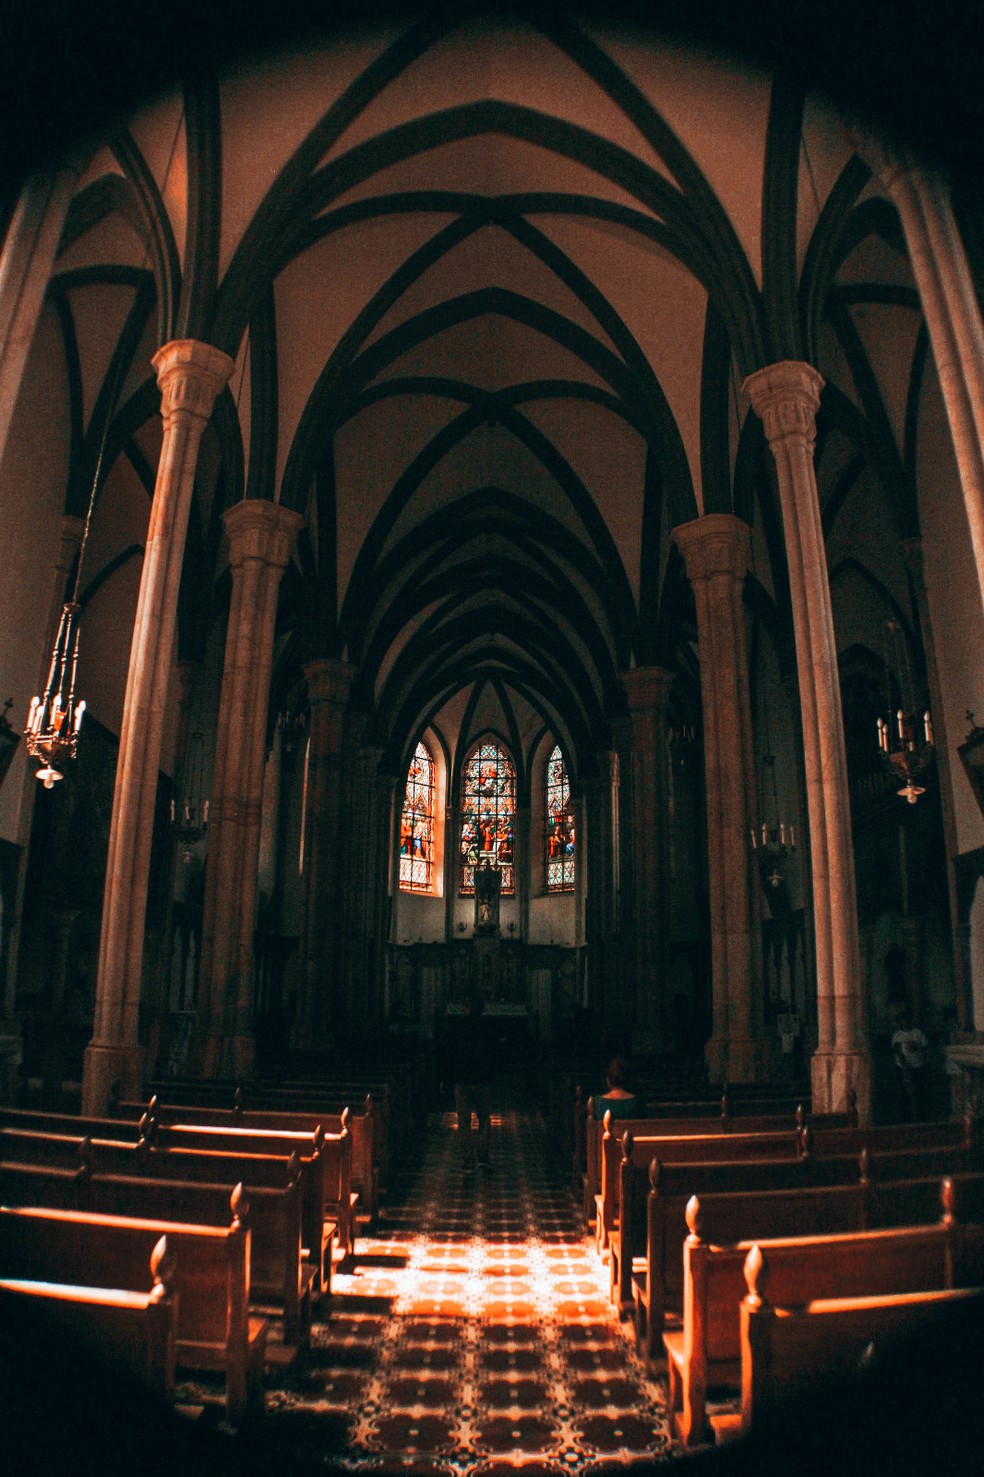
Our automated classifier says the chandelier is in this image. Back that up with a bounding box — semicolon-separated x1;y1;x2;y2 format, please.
24;350;127;787
876;619;934;804
171;730;209;862
750;751;797;888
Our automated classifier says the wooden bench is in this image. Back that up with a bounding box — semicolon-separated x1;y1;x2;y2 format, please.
594;1116;807;1254
0;1200;267;1427
144;1119;356;1264
663;1183;984;1446
0;1128;336;1297
737;1243;984;1441
628;1144;984;1361
0;1158;315;1350
0;1233;178;1404
131;1095;376;1227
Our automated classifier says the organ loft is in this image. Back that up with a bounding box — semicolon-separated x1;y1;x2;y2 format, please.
0;2;983;1471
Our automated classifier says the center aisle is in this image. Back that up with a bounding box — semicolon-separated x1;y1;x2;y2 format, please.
263;1100;677;1473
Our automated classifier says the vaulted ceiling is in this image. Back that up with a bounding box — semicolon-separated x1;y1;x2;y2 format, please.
20;9;960;789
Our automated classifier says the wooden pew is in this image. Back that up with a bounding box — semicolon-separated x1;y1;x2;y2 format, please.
737;1243;984;1442
127;1095;377;1226
663;1183;984;1447
0;1128;337;1295
628;1144;984;1361
0;1233;178;1405
594;1116;807;1254
0;1200;267;1427
144;1119;356;1263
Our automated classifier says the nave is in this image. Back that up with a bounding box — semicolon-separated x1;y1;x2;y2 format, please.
179;1096;677;1473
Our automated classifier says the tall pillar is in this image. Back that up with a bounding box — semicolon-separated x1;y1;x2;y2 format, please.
0;168;78;470
199;500;303;1077
674;514;765;1083
83;339;234;1113
860;146;984;620
298;658;355;1049
744;361;871;1119
344;743;384;1033
583;750;618;1023
368;769;398;1026
621;666;674;1052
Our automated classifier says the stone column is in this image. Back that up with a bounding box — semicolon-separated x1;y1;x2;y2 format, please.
298;658;355;1049
83;339;234;1113
343;743;383;1033
515;804;531;941
0;168;78;470
674;514;764;1083
621;667;674;1052
744;361;871;1119
199;500;303;1077
861;147;984;620
583;751;618;1022
368;769;399;1026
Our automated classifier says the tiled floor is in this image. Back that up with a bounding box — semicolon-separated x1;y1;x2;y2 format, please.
181;1102;678;1473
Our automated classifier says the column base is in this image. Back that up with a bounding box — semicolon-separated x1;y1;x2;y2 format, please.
82;1041;144;1115
704;1033;773;1085
811;1048;872;1126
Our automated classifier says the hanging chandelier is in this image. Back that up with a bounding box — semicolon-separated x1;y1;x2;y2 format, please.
876;618;934;804
24;349;127;788
170;729;209;862
750;752;797;888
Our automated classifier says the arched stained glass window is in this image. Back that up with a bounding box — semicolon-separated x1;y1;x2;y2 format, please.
399;741;435;893
545;744;575;892
460;740;515;894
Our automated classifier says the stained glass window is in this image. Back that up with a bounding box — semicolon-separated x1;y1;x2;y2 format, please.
399;741;435;893
545;744;575;891
460;740;515;894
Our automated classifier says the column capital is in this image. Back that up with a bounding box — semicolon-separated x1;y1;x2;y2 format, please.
355;744;385;781
222;498;304;570
673;511;751;582
621;664;674;713
743;361;824;447
152;339;235;427
304;657;356;710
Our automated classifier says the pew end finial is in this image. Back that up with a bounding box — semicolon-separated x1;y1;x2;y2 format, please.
150;1234;176;1297
743;1243;768;1306
649;1155;662;1191
685;1194;703;1240
621;1129;634;1163
230;1181;250;1228
603;1108;613;1137
940;1175;957;1227
79;1135;92;1174
233;1085;244;1117
795;1103;805;1132
799;1124;813;1161
147;1093;159;1121
847;1086;859;1126
720;1087;730;1128
286;1149;302;1187
340;1105;351;1132
859;1146;871;1187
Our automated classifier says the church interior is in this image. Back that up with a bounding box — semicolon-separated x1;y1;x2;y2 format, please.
2;2;984;1471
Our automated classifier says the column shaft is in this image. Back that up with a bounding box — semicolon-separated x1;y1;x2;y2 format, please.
674;515;763;1082
83;340;233;1112
621;667;674;1050
745;361;870;1119
299;659;354;1048
200;499;303;1077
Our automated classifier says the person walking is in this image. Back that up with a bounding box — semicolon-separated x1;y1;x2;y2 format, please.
451;995;495;1170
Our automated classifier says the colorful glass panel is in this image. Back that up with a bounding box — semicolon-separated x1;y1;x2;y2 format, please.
460;740;515;894
545;744;575;891
399;741;435;893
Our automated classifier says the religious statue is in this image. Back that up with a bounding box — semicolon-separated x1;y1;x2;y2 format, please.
474;857;501;933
